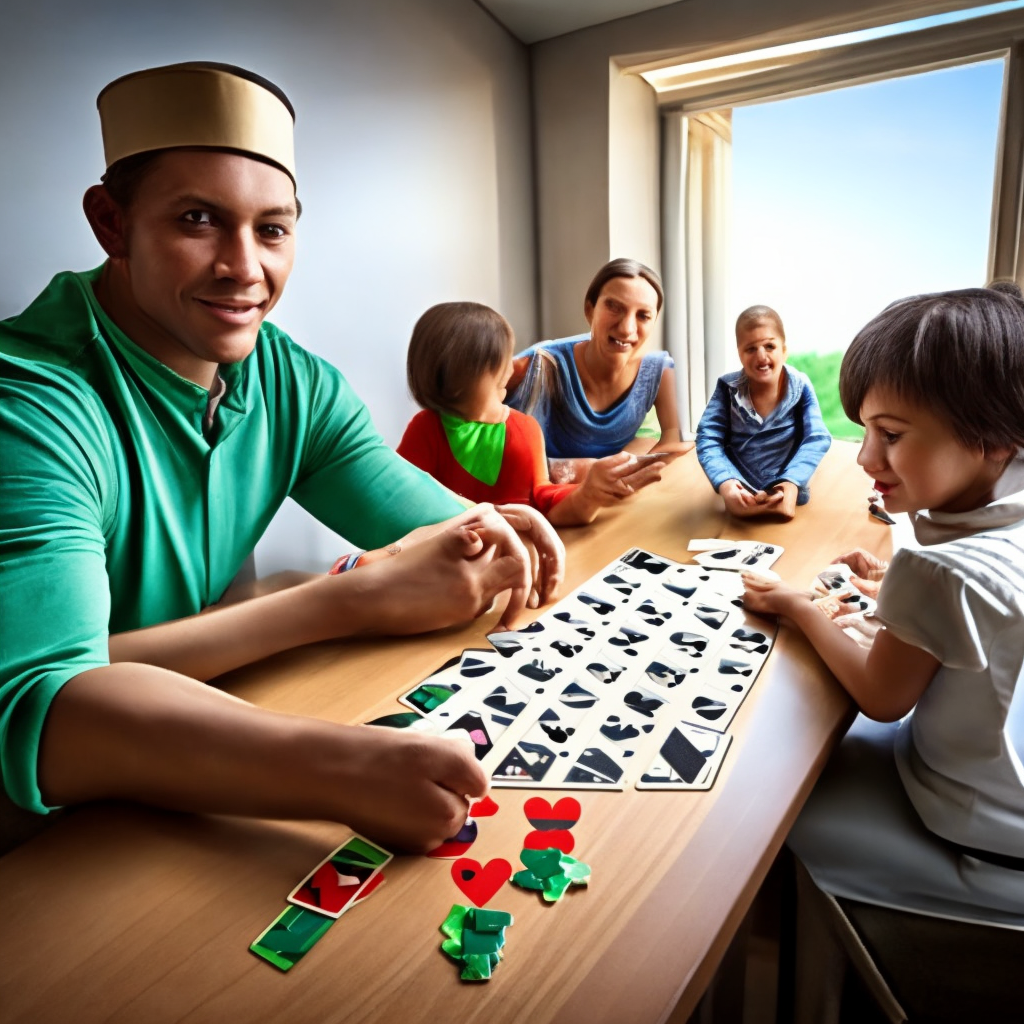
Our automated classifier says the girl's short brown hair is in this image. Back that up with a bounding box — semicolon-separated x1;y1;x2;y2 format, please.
840;288;1024;452
407;301;513;416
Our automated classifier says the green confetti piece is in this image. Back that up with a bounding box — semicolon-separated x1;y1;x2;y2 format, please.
512;848;591;903
439;903;513;982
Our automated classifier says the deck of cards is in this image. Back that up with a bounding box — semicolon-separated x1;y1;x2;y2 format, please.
396;548;778;793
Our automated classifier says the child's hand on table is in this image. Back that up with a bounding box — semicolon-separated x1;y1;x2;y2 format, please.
741;571;810;618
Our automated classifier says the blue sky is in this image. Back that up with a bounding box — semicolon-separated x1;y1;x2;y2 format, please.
730;58;1004;354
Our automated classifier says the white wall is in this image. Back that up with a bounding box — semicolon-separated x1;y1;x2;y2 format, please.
1;0;534;573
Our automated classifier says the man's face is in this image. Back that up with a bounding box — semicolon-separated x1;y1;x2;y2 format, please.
110;149;297;385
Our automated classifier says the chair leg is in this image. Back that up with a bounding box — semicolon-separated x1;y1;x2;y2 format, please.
792;858;907;1024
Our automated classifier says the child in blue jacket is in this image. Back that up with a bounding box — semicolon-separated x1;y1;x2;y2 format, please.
696;305;831;519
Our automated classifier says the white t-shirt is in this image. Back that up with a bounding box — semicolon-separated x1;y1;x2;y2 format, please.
877;455;1024;857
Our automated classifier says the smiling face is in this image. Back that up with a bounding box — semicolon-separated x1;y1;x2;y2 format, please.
737;321;786;390
584;275;660;367
857;386;1008;514
90;149;297;387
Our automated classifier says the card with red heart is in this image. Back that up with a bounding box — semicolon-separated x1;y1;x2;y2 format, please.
288;834;392;919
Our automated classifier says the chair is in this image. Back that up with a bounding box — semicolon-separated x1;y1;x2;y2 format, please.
792;856;1024;1024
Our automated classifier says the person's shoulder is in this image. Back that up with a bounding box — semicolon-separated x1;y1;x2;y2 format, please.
1;351;116;458
506;406;541;436
718;369;743;389
642;347;674;370
535;333;588;357
784;366;815;392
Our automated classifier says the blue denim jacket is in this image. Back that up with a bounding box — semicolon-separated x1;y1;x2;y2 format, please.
695;367;831;504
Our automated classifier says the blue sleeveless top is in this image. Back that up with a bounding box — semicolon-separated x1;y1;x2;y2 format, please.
506;334;673;459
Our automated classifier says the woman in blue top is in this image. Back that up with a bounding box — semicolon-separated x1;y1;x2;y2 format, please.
505;259;691;471
696;305;831;519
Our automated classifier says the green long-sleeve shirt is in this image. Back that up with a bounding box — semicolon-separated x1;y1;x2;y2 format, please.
0;268;463;813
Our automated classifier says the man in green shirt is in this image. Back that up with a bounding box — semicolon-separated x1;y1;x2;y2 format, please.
0;62;562;853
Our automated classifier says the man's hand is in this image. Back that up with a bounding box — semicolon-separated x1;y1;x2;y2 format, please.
345;503;564;635
333;725;489;853
492;503;564;617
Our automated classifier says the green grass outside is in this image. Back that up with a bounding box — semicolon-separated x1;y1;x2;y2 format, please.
788;351;863;442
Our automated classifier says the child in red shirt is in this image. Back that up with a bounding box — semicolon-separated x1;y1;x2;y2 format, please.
398;302;664;525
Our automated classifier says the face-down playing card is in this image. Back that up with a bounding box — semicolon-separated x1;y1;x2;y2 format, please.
636;721;732;790
424;676;533;760
287;834;392;918
489;679;600;784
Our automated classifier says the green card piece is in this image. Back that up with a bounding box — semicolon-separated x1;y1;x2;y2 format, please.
336;835;390;870
512;847;591;903
250;904;336;971
439;903;513;982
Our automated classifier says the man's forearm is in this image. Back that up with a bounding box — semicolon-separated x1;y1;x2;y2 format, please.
36;662;483;852
109;573;351;681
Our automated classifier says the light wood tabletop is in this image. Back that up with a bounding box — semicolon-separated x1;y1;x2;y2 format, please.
0;443;889;1024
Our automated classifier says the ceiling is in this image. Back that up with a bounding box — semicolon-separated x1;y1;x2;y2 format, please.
476;0;684;44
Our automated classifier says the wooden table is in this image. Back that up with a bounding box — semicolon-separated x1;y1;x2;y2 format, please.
0;444;889;1024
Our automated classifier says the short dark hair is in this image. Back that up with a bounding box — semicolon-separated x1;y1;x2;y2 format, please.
584;258;664;314
407;301;513;416
735;304;785;342
100;148;302;214
840;288;1024;452
987;278;1023;299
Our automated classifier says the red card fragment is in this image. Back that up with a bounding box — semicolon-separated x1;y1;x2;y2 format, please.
524;796;581;832
523;829;574;854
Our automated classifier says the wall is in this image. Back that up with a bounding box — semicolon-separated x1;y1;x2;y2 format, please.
1;0;533;573
531;0;990;340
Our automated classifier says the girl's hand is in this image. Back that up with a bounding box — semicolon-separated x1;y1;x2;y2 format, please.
741;572;809;617
834;548;889;582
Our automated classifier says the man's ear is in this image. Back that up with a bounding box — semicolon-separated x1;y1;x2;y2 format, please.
583;300;594;327
83;185;128;259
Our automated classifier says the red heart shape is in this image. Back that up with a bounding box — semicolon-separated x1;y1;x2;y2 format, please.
524;796;581;831
523;828;575;854
469;795;500;818
451;857;512;907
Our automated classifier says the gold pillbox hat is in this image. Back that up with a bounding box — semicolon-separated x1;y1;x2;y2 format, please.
97;62;296;182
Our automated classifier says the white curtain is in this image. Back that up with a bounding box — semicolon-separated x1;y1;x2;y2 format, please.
661;109;732;438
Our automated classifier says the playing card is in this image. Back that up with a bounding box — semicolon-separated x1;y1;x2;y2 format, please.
689;539;784;574
636;722;732;790
287;834;392;918
250;904;337;971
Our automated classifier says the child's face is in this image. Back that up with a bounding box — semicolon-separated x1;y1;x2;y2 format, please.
737;323;786;389
857;386;1006;514
457;354;514;423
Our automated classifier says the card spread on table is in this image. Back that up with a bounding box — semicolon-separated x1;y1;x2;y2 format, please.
393;548;777;791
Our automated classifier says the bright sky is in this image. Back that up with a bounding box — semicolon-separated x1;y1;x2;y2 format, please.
729;58;1004;354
